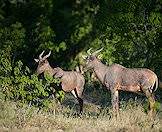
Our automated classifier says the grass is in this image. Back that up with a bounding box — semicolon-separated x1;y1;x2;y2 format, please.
0;100;162;131
0;85;162;132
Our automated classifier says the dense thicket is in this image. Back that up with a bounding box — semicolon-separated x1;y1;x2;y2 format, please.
0;0;162;107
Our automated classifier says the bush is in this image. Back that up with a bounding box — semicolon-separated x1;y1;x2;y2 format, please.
0;59;64;108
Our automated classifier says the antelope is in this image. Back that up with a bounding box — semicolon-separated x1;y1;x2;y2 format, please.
53;67;85;113
34;51;85;113
34;51;55;76
83;48;158;117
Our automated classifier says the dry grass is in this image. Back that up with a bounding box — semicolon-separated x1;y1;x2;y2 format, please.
0;97;162;132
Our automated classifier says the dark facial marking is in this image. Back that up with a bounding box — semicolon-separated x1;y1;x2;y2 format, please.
39;60;46;66
87;56;95;62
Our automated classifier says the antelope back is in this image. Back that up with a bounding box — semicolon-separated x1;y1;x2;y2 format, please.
54;67;64;78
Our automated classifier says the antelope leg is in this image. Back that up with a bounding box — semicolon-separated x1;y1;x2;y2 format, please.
71;90;77;98
143;89;156;118
74;89;83;114
71;89;83;114
111;89;119;117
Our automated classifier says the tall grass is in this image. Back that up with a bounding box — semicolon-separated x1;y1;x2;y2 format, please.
0;97;161;132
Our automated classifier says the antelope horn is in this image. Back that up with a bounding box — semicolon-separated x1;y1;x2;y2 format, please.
87;48;92;55
43;51;51;59
82;54;87;59
92;48;103;55
39;50;45;59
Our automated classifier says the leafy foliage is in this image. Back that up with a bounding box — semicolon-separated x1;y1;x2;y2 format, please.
0;59;63;107
0;0;162;108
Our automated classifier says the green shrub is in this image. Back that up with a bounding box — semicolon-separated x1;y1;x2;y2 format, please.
0;59;64;108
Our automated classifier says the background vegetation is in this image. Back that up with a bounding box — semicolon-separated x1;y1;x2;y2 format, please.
0;0;162;131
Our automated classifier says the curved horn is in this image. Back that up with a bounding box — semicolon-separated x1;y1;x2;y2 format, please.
82;54;87;59
92;48;103;55
43;51;51;59
87;48;92;55
39;50;45;59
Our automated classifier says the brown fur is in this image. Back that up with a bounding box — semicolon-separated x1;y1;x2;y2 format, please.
54;67;85;96
35;51;85;113
85;55;158;117
53;67;85;113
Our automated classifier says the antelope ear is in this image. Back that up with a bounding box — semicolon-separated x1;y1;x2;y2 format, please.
34;59;39;63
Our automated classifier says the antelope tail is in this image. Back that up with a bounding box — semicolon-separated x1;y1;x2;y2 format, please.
155;76;158;92
151;75;158;93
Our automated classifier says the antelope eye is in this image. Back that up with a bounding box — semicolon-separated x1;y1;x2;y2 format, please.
89;56;94;61
89;59;92;62
40;60;46;65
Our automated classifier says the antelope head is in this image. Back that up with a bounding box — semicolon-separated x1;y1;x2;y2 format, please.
34;51;51;75
83;48;103;70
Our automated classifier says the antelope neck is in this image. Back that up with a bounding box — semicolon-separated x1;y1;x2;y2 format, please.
45;65;55;76
93;60;107;84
